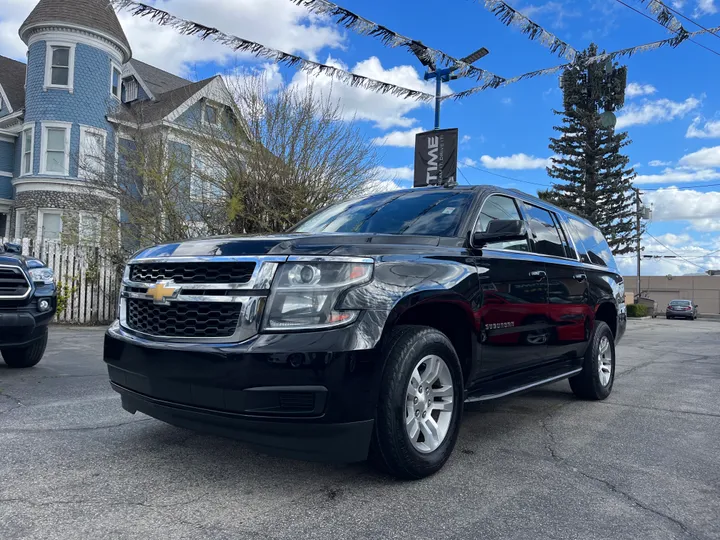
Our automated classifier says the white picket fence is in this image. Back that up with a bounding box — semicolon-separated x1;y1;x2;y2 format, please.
2;237;123;325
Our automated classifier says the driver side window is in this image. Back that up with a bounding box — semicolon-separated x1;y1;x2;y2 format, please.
475;195;529;252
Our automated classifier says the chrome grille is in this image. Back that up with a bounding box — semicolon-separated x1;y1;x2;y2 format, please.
0;266;31;298
129;262;255;284
126;298;243;338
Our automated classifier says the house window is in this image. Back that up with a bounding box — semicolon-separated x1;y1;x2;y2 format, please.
79;127;106;180
0;213;7;238
124;79;138;102
45;44;75;90
205;103;218;125
38;210;62;243
191;156;224;200
79;212;101;245
21;125;34;176
41;123;71;175
111;64;122;100
15;209;27;239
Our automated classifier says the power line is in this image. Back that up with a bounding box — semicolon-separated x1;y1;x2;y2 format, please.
639;182;720;191
650;0;720;40
644;231;709;271
457;167;472;186
614;0;720;57
461;163;551;187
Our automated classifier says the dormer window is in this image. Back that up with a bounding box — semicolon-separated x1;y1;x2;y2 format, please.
111;64;122;100
44;43;75;91
123;79;138;102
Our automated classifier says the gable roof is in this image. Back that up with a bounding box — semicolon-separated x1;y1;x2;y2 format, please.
114;76;218;124
0;55;27;112
128;59;191;98
20;0;131;62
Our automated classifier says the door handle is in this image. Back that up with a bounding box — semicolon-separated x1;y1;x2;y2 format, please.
529;270;546;280
573;273;587;282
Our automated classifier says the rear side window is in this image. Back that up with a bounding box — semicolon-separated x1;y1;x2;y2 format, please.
566;216;615;268
522;203;566;258
475;195;529;252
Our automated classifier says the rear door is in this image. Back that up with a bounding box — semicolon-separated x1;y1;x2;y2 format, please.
470;194;551;379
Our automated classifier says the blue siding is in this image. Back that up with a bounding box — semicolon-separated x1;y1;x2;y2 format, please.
137;84;150;101
24;41;115;179
175;101;203;127
0;177;12;199
0;140;15;174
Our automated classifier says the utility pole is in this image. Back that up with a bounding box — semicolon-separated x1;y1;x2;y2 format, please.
635;188;641;299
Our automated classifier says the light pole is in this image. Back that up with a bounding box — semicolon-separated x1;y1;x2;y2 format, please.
415;47;489;130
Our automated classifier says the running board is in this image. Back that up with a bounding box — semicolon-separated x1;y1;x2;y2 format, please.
464;368;582;403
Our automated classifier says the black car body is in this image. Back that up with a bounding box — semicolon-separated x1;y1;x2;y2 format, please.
0;243;57;368
104;186;626;478
666;299;698;320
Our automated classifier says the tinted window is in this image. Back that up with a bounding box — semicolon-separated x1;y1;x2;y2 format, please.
293;190;472;236
523;203;566;257
475;195;528;252
670;300;690;306
566;216;614;268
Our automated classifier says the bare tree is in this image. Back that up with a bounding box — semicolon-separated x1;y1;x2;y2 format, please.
79;72;382;255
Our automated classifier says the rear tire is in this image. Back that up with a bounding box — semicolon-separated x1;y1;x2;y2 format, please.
1;332;48;369
569;321;614;401
371;325;464;480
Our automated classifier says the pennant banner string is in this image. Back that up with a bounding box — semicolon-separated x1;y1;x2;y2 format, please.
638;0;687;35
110;0;435;101
445;23;720;100
476;0;579;61
291;0;507;87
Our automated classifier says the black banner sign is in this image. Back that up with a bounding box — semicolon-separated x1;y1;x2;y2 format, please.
413;128;458;187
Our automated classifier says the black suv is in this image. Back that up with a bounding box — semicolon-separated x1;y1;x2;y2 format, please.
104;186;626;478
0;243;57;368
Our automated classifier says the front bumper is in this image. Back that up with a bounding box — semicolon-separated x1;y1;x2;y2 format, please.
0;297;56;348
104;320;385;462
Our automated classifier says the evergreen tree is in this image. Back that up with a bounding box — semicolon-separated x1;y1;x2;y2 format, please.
543;44;638;255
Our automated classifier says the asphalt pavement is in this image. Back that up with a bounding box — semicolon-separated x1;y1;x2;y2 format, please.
0;319;718;540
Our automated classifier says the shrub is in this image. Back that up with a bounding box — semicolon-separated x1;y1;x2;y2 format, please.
626;304;649;318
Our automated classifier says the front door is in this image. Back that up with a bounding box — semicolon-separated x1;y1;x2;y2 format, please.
470;194;552;380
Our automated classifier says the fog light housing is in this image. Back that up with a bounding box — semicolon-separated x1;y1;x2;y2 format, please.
38;299;51;312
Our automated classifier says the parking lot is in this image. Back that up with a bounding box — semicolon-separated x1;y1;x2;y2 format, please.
0;319;718;540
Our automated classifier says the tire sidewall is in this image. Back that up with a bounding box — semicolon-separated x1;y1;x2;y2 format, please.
379;328;464;477
587;322;615;399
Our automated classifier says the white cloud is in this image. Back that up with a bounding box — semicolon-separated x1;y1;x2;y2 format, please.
501;97;512;105
361;179;405;195
686;116;720;138
625;83;657;98
651;233;694;246
480;153;550;170
649;160;672;167
0;0;345;73
461;135;472;144
678;146;720;168
636;167;720;184
644;187;720;224
616;97;701;129
290;56;439;129
372;166;414;181
459;157;478;167
372;128;424;148
694;0;718;16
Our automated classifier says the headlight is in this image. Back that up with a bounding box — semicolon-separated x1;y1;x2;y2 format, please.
29;267;55;285
262;259;373;331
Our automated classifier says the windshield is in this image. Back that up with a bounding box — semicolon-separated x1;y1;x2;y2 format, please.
293;190;473;237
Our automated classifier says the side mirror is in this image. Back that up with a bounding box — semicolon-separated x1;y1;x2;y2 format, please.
2;242;21;254
473;219;528;248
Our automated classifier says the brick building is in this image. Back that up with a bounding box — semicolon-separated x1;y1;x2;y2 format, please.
0;0;237;244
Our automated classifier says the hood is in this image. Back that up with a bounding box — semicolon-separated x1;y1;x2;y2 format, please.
0;253;46;269
133;233;445;259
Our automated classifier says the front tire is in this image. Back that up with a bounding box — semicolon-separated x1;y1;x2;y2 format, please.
1;332;48;369
371;326;464;479
569;321;615;400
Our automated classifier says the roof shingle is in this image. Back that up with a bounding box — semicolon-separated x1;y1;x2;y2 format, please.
20;0;131;61
0;55;27;111
128;59;191;98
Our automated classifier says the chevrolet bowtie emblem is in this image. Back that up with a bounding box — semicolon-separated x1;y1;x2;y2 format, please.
146;281;179;304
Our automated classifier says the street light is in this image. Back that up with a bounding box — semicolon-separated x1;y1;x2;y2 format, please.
412;46;490;130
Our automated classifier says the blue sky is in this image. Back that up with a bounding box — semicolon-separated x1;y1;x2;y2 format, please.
2;0;720;275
